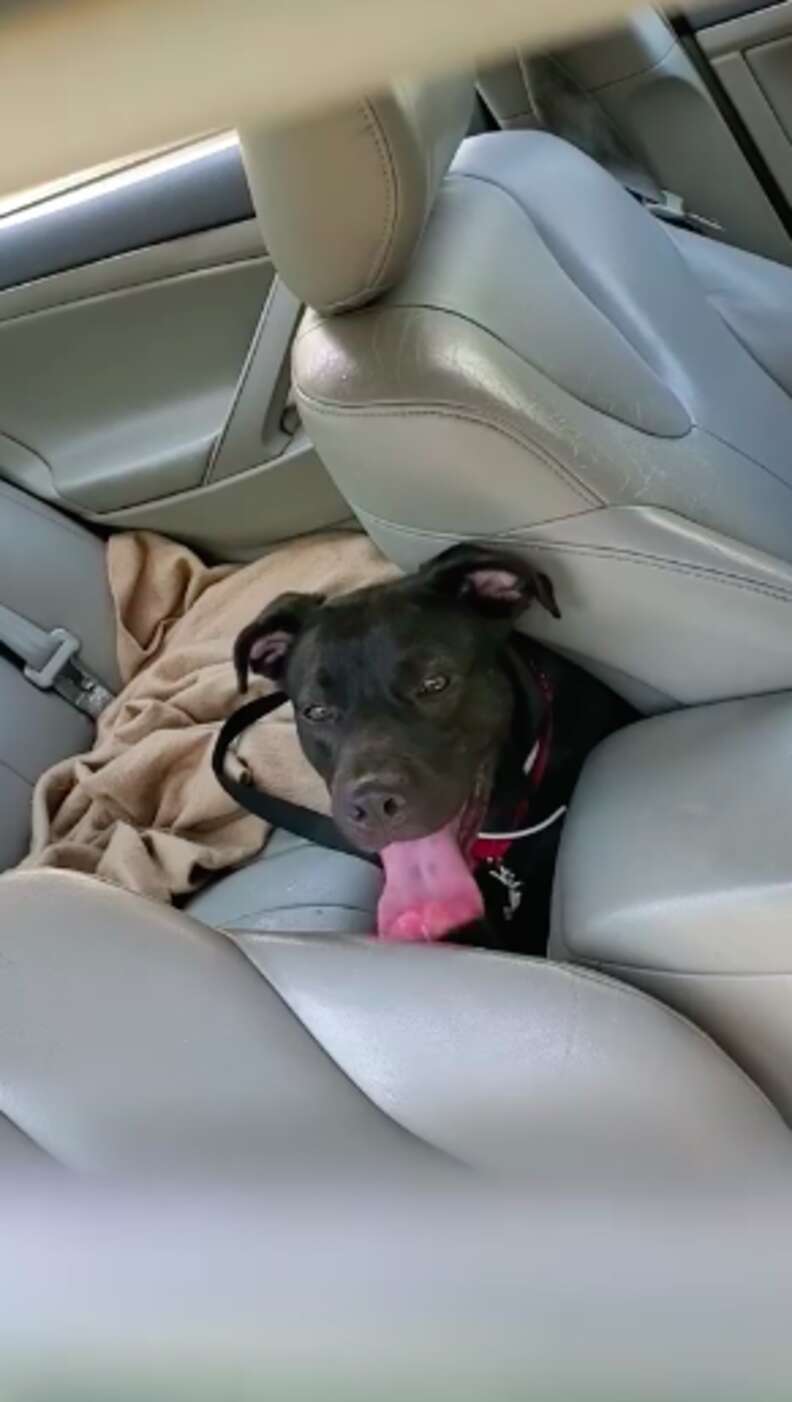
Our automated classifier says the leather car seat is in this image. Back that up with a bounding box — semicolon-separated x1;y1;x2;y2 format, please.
0;480;380;931
549;691;792;1125
241;76;792;712
0;479;118;870
0;869;788;1184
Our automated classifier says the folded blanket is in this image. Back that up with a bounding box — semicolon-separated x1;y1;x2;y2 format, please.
22;529;397;903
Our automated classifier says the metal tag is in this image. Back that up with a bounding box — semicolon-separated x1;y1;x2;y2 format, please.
488;861;524;922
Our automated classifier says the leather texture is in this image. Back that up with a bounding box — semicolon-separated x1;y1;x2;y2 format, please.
0;869;788;1182
293;129;792;554
241;74;474;313
667;223;792;398
187;828;382;934
249;110;792;705
100;437;353;561
0;479;118;688
0;260;271;515
0;1112;55;1173
0;661;92;870
357;505;792;711
477;13;792;267
550;694;792;1122
0;224;351;557
0;483;367;937
0;483;116;869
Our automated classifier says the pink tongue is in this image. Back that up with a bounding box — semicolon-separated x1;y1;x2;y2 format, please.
377;823;484;942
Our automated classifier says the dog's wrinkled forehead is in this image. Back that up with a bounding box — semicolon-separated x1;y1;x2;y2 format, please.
288;586;482;700
233;544;560;697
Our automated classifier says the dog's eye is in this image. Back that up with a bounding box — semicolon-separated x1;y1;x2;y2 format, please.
301;703;338;724
415;674;450;698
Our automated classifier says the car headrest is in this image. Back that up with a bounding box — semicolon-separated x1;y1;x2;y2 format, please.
241;74;474;314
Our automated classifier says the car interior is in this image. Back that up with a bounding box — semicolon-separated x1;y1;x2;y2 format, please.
4;1;792;1186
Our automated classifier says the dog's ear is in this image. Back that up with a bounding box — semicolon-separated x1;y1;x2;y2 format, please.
233;591;325;692
417;544;561;621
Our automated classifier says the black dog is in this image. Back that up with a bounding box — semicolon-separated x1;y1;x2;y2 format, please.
233;544;634;954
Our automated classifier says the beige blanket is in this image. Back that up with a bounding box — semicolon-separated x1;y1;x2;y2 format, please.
22;530;397;902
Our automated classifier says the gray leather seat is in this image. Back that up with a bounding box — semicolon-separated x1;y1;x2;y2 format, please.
0;480;118;870
550;692;792;1126
242;77;792;712
1;868;789;1183
0;480;380;931
188;828;381;935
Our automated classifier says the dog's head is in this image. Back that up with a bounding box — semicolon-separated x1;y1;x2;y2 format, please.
233;544;560;939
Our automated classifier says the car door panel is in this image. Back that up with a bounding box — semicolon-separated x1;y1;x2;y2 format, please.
749;34;792;143
698;1;792;212
0;136;253;292
686;1;776;27
99;432;351;561
0;257;271;513
0;142;351;557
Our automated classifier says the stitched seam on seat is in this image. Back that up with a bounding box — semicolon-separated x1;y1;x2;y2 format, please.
226;902;377;924
296;298;689;446
352;512;792;604
299;396;602;506
0;754;34;788
223;933;465;1168
0;1109;62;1166
0;425;52;472
0;479;101;543
449;167;678;387
556;956;786;1117
244;933;784;1149
257;837;372;868
497;539;792;603
707;298;792;401
699;422;792;503
516;541;792;602
380;298;690;440
0;880;449;1170
356;504;605;535
359;97;400;297
593;958;792;980
454;166;792;504
248;962;469;1167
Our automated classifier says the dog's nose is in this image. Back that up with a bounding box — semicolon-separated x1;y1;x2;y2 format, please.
344;779;407;834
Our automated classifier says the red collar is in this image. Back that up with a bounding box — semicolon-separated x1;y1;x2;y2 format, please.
469;661;554;866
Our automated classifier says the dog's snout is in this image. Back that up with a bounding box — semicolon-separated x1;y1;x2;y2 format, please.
343;776;408;837
332;751;463;854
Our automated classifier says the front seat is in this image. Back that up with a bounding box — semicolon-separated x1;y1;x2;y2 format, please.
241;77;792;712
0;868;789;1185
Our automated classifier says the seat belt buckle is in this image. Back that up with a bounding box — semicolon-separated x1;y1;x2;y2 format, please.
648;189;723;236
24;627;114;720
24;627;81;689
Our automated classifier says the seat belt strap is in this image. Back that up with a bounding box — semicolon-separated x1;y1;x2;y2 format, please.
0;603;114;720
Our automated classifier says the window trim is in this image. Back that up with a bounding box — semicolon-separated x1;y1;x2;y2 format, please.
0;133;255;292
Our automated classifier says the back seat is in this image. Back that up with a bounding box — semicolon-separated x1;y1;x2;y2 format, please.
0;479;380;932
2;483;791;1184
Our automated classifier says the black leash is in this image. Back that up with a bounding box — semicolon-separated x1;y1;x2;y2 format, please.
211;688;382;867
